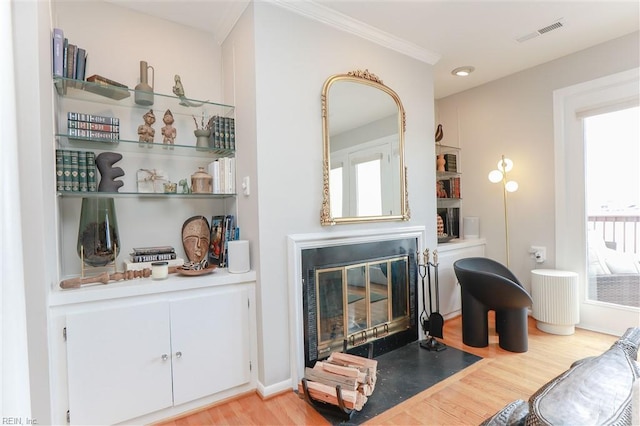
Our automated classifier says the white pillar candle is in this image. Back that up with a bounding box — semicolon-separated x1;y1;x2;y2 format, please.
151;261;169;280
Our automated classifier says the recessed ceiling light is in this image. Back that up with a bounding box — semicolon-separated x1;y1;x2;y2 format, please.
452;66;475;77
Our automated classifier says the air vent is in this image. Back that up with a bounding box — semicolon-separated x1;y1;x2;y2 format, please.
538;20;564;34
516;18;565;43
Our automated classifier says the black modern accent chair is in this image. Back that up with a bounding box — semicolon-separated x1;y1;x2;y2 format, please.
453;257;533;353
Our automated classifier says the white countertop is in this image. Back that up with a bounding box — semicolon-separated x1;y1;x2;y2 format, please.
436;238;486;252
49;268;256;307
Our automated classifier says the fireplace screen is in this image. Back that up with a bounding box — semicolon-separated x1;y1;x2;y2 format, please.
315;256;410;359
302;238;417;366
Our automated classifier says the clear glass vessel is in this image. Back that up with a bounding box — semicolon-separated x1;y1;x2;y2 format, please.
77;198;120;267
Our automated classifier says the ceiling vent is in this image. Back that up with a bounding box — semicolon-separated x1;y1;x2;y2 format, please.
516;18;565;43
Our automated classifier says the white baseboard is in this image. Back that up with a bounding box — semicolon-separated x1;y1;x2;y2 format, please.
256;378;295;398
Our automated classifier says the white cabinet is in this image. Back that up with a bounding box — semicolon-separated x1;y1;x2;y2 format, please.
436;240;486;317
63;284;253;425
66;302;173;425
170;289;251;405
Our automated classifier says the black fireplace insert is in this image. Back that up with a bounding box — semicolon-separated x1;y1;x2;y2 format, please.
301;238;418;367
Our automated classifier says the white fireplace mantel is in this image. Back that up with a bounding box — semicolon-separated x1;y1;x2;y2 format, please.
286;226;427;386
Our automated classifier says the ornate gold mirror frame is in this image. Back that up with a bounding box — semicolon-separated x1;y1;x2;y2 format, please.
321;70;409;225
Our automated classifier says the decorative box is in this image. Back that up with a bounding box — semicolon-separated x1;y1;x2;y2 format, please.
137;169;168;193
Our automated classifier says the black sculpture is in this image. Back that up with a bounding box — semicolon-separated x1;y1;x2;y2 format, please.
95;152;124;192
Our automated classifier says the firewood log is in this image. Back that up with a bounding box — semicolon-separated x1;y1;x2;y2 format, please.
306;367;358;390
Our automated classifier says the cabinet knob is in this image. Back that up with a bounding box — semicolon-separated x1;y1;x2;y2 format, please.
161;354;168;361
175;351;182;358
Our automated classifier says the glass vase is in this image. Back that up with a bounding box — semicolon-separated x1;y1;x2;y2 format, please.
77;198;120;267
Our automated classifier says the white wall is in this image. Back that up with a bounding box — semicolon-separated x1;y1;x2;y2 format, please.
436;31;639;293
12;1;58;422
225;2;435;391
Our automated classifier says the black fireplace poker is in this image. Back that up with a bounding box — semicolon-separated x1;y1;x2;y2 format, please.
417;249;446;352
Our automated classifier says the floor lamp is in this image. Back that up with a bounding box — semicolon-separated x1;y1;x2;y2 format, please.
488;155;518;267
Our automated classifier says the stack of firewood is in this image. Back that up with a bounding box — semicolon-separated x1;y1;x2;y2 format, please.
298;352;378;411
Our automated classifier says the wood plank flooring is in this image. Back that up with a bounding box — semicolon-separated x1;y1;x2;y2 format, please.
155;314;618;426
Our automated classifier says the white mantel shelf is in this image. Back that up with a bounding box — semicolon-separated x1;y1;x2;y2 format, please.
49;269;256;307
437;238;486;252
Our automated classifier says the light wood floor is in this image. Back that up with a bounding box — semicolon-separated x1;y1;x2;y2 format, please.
156;314;617;426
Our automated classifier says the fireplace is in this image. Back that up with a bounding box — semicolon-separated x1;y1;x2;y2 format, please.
288;227;425;384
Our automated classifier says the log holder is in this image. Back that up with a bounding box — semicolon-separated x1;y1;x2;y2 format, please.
301;378;354;421
300;341;375;421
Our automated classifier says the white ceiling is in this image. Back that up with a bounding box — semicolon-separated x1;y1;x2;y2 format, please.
110;0;640;99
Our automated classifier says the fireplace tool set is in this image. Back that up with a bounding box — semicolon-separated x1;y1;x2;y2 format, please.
417;248;446;351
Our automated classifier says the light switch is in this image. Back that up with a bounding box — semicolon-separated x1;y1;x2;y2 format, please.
242;176;250;196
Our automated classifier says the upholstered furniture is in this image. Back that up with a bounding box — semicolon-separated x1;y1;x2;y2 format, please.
481;327;640;426
588;231;640;308
453;257;533;353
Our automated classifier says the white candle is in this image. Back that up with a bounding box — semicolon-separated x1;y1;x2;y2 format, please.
151;261;169;280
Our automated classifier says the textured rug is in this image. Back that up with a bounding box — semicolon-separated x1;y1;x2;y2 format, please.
313;341;482;425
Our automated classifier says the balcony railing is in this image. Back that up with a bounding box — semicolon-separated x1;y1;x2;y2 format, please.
588;215;640;256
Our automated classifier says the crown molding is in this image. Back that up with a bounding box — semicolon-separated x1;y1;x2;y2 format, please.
266;0;441;65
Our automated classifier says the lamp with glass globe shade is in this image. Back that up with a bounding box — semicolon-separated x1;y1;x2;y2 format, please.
488;155;518;266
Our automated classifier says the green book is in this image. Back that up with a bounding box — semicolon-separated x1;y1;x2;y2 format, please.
62;150;72;191
229;117;235;151
223;116;230;149
86;151;97;192
70;150;79;191
214;116;221;149
56;149;64;191
78;151;88;192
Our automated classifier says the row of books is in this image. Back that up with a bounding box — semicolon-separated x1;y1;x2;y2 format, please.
56;149;97;192
443;153;457;172
52;28;87;81
207;157;236;194
67;112;121;141
207;116;236;150
439;176;461;199
209;215;238;268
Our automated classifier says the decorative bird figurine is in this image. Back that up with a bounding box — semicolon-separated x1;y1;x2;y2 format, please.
172;74;206;107
435;124;443;142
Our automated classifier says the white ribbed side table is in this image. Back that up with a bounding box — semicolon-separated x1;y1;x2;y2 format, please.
531;269;580;335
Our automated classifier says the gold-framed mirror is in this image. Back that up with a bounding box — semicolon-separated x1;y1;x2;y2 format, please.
321;70;409;225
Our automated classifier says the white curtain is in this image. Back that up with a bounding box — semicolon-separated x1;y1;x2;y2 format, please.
0;0;32;418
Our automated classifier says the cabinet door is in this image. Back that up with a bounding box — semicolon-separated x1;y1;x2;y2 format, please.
170;288;251;405
66;302;173;425
436;245;485;316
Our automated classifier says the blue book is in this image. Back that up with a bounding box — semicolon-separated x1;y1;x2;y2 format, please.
52;28;64;77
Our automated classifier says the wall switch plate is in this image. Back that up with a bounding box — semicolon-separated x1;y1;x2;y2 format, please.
242;176;250;196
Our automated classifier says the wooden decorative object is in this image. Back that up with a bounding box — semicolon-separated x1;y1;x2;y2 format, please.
59;267;179;289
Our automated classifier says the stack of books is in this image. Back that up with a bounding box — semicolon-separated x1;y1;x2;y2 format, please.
130;246;177;263
56;149;97;192
68;112;120;141
124;246;184;272
84;74;130;100
443;153;457;172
